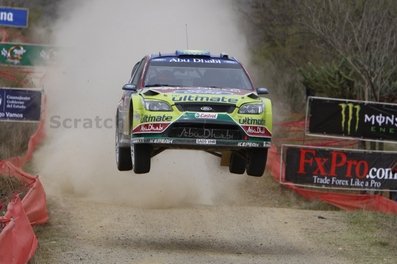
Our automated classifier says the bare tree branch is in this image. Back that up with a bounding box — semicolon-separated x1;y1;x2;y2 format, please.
299;0;397;101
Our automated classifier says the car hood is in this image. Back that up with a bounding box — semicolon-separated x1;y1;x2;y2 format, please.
139;87;260;105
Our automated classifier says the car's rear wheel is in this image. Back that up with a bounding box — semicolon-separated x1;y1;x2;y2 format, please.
229;151;246;174
115;111;132;171
131;143;152;174
246;148;268;177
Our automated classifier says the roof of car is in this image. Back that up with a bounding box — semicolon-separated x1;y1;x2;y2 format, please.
149;50;239;62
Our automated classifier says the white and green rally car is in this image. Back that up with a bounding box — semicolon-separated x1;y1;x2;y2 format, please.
115;50;272;176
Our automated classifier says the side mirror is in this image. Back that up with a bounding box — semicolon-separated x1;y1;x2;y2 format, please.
256;87;269;95
122;84;137;91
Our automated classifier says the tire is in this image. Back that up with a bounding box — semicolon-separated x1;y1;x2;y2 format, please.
115;111;132;171
229;151;246;174
246;148;268;177
131;143;152;174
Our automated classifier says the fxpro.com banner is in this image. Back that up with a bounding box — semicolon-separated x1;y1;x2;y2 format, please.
306;96;397;142
0;88;42;122
283;145;397;191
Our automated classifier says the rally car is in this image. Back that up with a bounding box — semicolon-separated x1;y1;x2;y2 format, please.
115;50;272;176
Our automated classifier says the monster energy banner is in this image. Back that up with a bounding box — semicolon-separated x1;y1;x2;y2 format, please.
0;42;57;66
307;97;397;141
0;87;42;121
283;145;397;191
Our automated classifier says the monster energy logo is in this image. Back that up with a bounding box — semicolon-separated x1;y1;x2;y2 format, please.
339;103;361;135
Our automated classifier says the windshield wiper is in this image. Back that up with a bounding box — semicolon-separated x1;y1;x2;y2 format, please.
144;83;176;87
200;85;222;88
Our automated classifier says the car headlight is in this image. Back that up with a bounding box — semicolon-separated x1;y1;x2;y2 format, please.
238;103;264;114
143;100;172;111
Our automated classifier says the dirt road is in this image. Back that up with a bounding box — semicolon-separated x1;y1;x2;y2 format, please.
34;197;345;264
31;172;397;264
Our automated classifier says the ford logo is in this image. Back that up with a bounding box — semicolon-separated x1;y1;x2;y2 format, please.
200;106;213;111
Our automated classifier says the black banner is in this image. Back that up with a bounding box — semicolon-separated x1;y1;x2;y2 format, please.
284;145;397;190
307;97;397;141
0;88;42;122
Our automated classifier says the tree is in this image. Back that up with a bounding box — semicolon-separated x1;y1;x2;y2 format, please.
299;0;397;101
236;0;311;112
299;58;355;98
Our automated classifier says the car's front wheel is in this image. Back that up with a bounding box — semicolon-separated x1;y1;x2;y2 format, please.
131;143;152;174
246;148;268;177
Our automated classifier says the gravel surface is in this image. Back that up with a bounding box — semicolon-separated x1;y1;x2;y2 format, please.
30;172;369;264
34;195;352;264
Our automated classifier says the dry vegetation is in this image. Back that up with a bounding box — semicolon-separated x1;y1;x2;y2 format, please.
0;122;38;160
0;173;29;234
0;174;29;213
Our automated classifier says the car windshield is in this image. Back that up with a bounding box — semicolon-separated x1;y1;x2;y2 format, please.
144;57;254;90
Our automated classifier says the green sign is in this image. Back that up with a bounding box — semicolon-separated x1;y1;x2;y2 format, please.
0;42;57;67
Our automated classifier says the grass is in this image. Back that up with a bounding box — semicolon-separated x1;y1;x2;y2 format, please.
338;211;397;263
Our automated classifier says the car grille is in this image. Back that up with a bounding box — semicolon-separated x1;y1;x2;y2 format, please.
175;103;236;113
167;123;243;140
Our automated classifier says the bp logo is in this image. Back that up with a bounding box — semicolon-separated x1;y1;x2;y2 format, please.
339;103;361;135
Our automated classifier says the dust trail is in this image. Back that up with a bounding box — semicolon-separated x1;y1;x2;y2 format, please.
34;0;250;207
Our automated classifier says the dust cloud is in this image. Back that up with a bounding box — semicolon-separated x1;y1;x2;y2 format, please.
34;0;251;208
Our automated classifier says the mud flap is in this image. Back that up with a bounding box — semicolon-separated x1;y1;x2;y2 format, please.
220;151;231;166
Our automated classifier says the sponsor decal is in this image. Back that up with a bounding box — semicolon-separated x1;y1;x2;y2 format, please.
0;88;42;121
178;127;234;140
172;94;238;104
131;138;145;143
365;114;397;127
0;43;58;66
169;58;222;64
196;139;216;145
367;168;397;180
141;114;172;123
1;45;26;64
200;106;213;111
194;112;218;119
239;117;265;125
296;149;369;179
284;146;397;190
132;122;169;133
149;138;173;144
0;7;29;28
237;142;260;147
0;11;14;22
308;97;397;141
241;125;271;137
339;103;360;135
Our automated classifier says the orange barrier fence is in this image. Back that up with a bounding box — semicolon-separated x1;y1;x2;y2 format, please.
0;99;48;263
0;161;48;225
0;196;38;264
